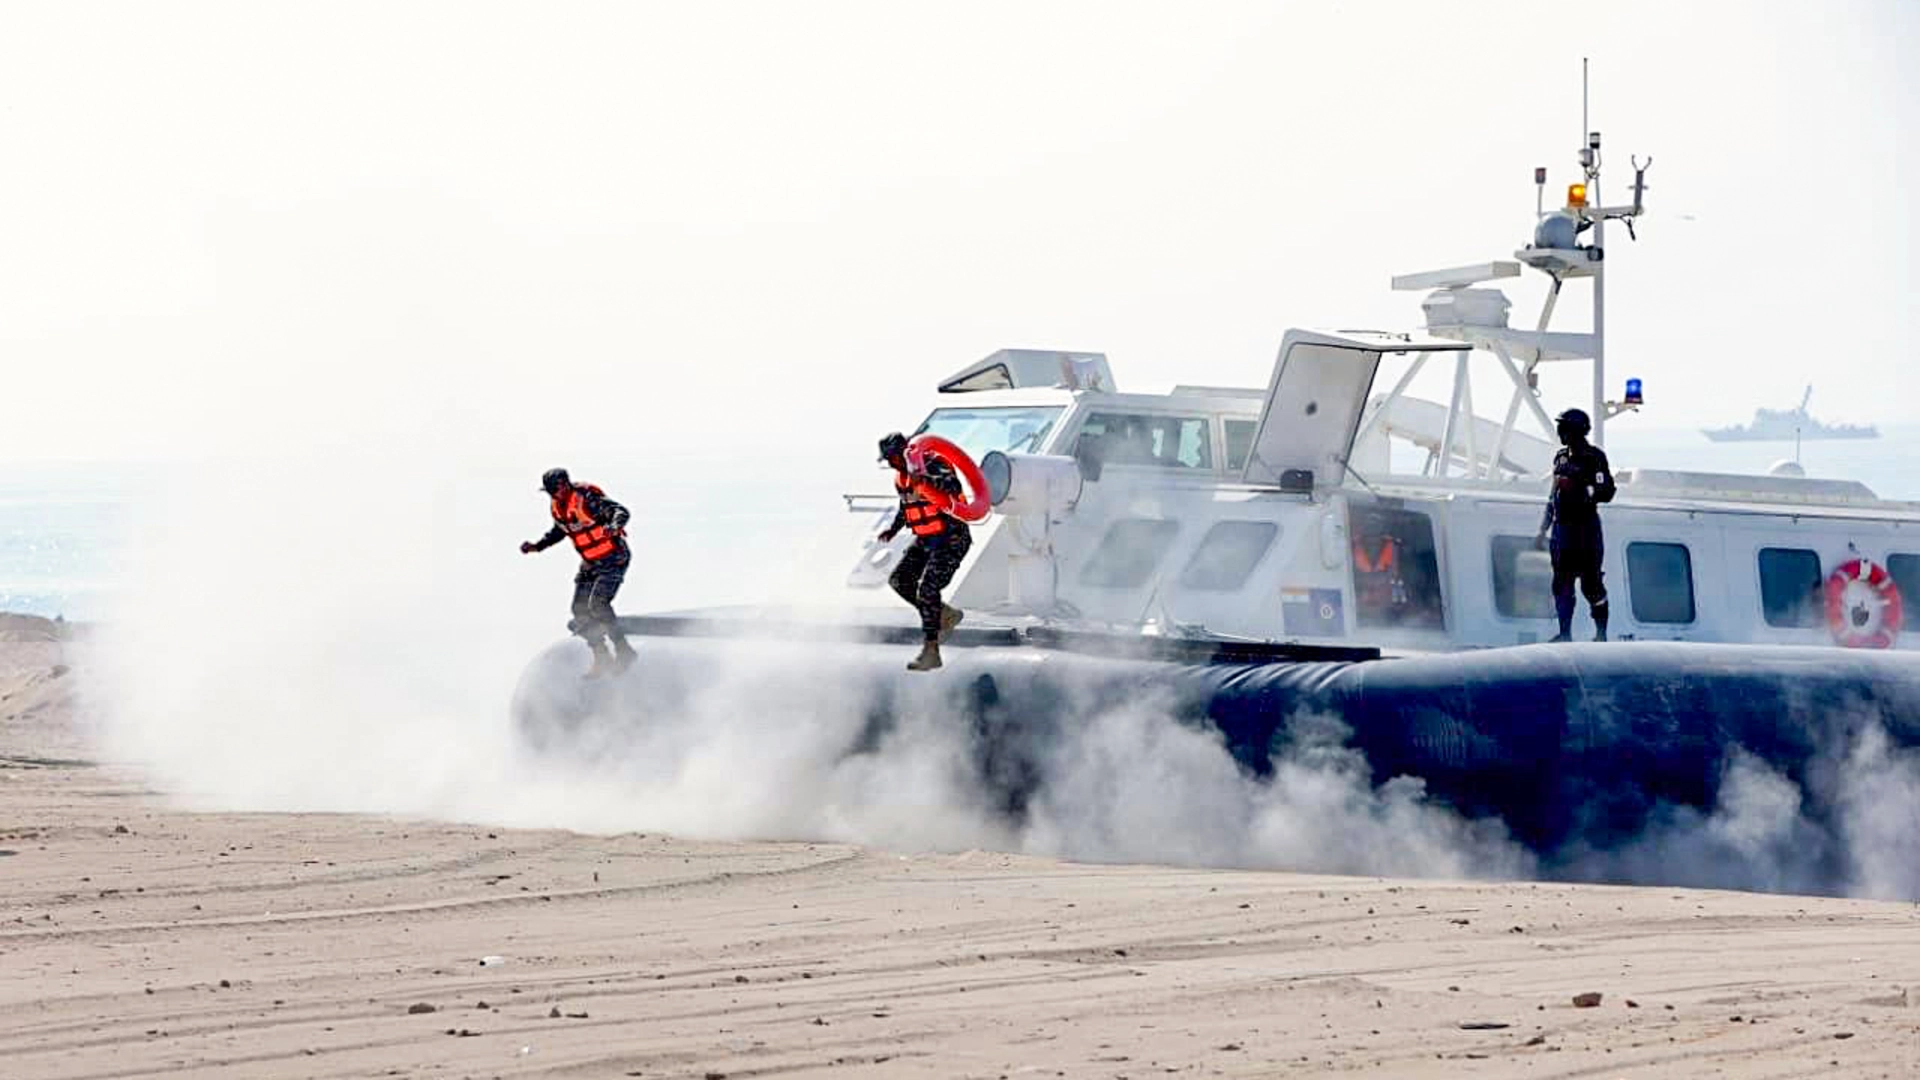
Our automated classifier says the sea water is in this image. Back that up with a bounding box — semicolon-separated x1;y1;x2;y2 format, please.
0;463;142;621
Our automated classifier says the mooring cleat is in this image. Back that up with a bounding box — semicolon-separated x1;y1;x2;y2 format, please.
906;643;943;672
938;605;964;643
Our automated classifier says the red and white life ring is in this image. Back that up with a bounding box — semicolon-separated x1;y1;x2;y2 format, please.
905;434;992;524
1824;557;1903;649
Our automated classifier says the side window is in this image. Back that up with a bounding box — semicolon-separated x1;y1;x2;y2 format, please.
1757;547;1823;628
1490;535;1556;618
1224;419;1258;472
1179;521;1278;591
1627;542;1696;624
1350;506;1445;630
1079;518;1181;588
1173;419;1211;469
1081;413;1213;470
1889;553;1920;615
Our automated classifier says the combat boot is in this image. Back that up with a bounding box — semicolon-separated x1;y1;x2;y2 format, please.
584;642;615;678
938;604;964;643
906;641;943;672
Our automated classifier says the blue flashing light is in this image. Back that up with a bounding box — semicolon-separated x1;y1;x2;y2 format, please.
1624;378;1644;406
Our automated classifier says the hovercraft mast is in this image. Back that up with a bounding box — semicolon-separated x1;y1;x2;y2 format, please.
1386;59;1650;457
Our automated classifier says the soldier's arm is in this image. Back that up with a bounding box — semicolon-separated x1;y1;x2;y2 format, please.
1589;449;1617;503
584;489;631;530
530;523;566;551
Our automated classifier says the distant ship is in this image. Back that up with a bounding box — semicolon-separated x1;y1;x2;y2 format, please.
1701;386;1879;442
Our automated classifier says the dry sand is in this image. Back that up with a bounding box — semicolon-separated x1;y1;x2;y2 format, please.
2;621;1915;1078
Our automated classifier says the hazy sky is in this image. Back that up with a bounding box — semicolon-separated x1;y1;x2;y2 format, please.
2;0;1913;463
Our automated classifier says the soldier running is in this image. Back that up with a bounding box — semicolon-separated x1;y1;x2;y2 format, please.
521;468;637;677
877;432;969;671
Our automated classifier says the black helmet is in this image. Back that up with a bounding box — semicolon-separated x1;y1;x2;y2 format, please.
1554;408;1591;442
878;432;909;462
540;467;571;495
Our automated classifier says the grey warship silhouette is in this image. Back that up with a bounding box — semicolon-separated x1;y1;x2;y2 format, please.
1701;385;1879;442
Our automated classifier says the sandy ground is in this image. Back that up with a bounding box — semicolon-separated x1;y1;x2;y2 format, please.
2;622;1916;1079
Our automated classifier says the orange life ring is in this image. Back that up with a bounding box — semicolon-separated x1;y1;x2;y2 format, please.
1824;557;1903;649
905;434;991;524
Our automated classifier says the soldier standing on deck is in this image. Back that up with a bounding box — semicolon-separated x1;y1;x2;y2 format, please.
1536;408;1616;642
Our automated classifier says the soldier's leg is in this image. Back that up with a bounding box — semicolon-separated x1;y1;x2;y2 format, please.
589;558;634;659
890;541;930;611
1580;540;1609;641
569;567;602;644
571;564;611;672
1549;541;1576;640
905;536;967;672
915;535;969;642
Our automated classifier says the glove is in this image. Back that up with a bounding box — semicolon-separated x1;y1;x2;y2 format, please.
520;541;537;554
878;527;899;543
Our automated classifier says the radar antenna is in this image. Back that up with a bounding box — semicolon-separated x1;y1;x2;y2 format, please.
1389;61;1654;473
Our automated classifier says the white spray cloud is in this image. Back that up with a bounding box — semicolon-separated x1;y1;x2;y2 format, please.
1829;723;1920;900
1023;704;1531;880
1556;749;1834;896
1553;718;1920;900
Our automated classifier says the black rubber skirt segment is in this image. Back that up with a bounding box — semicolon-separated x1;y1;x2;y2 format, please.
515;616;1920;855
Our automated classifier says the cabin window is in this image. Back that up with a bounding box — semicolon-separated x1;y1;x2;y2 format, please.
1490;535;1556;619
1223;419;1258;472
1350;505;1445;630
1757;548;1824;628
1079;413;1213;470
1889;553;1920;614
1626;542;1696;624
1179;521;1279;591
915;406;1063;460
1079;518;1181;588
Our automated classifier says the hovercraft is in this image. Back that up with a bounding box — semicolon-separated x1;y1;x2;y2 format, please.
513;115;1920;887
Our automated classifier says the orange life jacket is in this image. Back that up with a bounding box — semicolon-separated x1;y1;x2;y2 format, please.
1353;537;1396;574
551;483;620;561
895;471;952;537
